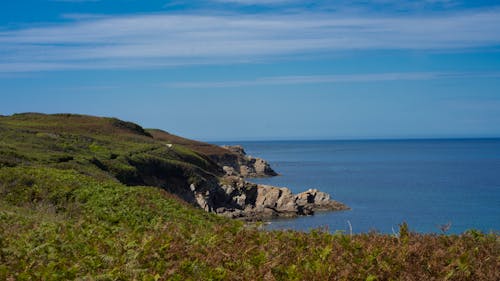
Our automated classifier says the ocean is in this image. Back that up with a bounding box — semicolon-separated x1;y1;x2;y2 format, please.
217;139;500;234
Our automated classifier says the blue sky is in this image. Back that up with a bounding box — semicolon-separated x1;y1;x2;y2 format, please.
1;0;500;141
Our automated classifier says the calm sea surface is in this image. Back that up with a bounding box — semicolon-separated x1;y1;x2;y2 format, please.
216;139;500;234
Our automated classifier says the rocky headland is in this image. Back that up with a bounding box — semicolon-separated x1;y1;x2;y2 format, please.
0;113;348;220
183;145;349;220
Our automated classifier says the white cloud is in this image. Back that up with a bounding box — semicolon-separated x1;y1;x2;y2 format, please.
167;72;500;88
1;9;500;72
211;0;296;5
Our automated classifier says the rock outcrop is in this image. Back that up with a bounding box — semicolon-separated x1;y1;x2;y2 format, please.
219;145;278;177
186;176;349;220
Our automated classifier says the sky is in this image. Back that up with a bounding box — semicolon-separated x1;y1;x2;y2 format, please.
1;0;500;141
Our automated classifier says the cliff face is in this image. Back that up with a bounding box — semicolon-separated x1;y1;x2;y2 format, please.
0;113;348;220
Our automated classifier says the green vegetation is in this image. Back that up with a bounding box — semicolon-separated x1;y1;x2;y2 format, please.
1;113;499;280
0;166;233;280
0;113;221;187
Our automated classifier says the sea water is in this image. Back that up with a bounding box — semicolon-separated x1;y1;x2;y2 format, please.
217;139;500;234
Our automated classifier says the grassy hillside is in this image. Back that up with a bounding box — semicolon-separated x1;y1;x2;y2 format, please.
0;113;498;280
0;166;236;280
0;113;222;194
147;128;236;159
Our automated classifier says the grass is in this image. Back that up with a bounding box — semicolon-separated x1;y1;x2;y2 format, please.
0;166;232;280
0;113;222;186
0;113;499;280
147;128;235;158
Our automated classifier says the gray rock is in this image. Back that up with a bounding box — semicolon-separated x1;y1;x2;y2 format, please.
220;145;278;177
172;145;348;220
295;188;349;212
195;192;210;212
203;178;348;220
239;165;252;177
222;165;237;176
223;145;246;155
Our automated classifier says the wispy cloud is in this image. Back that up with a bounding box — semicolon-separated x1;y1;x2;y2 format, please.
1;8;500;72
60;13;108;20
168;72;500;88
210;0;460;8
211;0;297;5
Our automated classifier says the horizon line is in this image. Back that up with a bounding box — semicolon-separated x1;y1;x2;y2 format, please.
205;136;500;143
